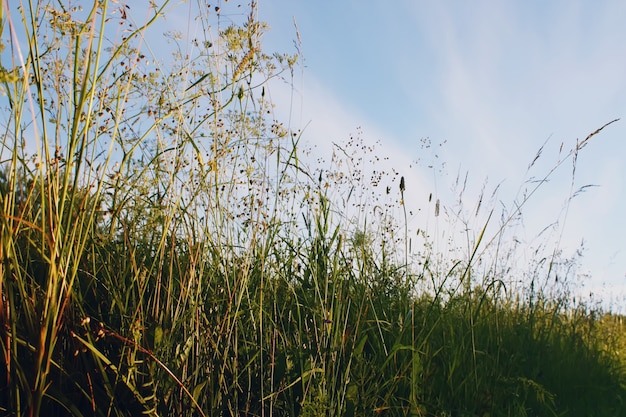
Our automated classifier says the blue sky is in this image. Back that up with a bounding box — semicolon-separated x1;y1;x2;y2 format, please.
6;1;624;308
254;1;626;308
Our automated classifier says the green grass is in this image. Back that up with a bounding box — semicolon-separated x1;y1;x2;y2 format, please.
0;1;625;416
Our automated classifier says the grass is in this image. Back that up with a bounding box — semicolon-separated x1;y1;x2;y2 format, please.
0;1;625;416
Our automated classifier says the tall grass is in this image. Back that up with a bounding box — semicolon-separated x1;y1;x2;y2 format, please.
1;1;624;416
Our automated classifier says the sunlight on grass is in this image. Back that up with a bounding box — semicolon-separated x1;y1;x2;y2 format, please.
0;1;624;416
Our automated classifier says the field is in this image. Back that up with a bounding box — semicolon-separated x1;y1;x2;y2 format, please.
1;1;625;416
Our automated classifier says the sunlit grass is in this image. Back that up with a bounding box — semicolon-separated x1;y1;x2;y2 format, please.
0;1;624;416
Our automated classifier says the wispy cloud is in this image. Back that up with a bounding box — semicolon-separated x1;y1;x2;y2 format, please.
176;0;626;303
404;1;626;291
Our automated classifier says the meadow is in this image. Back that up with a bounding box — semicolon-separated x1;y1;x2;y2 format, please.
1;1;625;416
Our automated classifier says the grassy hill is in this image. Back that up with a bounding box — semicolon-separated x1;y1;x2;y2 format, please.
1;1;624;416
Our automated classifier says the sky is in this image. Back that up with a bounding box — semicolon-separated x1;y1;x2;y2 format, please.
251;1;626;309
5;1;624;309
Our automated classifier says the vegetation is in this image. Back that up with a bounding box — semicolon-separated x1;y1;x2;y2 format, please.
0;1;624;416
